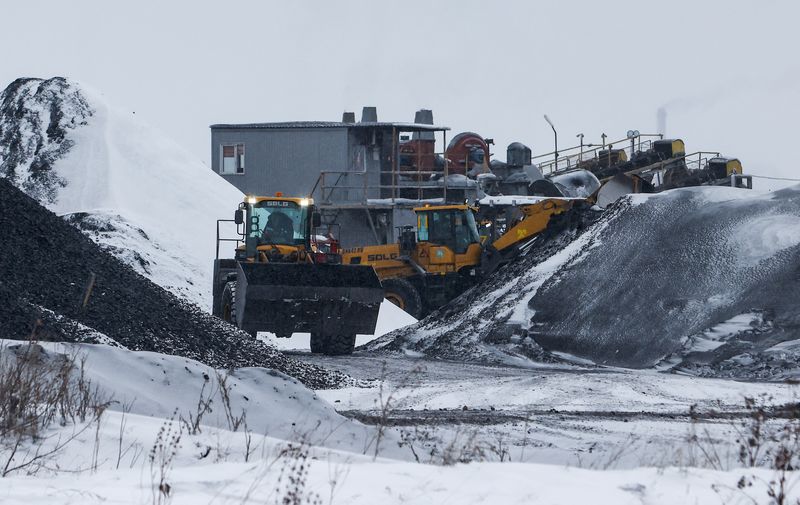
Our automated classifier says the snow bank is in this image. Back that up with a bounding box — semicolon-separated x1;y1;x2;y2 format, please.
0;339;401;457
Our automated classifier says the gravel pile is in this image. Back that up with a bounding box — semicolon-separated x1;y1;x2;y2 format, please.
0;177;347;389
528;186;800;371
363;204;604;364
366;186;800;380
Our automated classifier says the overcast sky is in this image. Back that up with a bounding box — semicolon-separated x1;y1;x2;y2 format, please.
2;0;798;187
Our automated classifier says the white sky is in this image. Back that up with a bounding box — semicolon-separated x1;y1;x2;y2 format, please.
2;0;798;188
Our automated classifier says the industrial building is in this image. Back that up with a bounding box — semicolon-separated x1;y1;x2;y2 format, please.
210;107;485;247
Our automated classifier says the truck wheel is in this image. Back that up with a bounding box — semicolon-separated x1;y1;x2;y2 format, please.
325;334;356;355
382;277;423;319
310;334;329;354
221;281;237;325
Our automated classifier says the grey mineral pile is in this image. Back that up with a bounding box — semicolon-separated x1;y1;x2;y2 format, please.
368;186;800;380
0;177;346;389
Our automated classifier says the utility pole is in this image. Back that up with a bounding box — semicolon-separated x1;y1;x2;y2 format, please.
544;115;558;171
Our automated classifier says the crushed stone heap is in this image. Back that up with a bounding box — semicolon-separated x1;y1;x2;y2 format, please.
369;186;800;380
0;177;345;389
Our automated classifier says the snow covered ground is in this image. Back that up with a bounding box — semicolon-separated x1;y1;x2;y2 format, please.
5;446;798;505
4;341;800;504
299;353;800;468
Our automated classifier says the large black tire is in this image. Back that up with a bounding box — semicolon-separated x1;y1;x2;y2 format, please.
382;277;423;319
220;281;237;325
222;282;259;338
309;334;329;354
325;334;356;356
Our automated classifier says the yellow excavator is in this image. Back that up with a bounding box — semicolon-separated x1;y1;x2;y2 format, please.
212;195;384;355
341;198;577;318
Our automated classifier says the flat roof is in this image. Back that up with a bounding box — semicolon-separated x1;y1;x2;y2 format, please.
210;121;449;132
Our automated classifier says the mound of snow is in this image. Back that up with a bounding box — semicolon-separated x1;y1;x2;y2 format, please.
0;77;242;309
0;340;397;456
0;77;92;203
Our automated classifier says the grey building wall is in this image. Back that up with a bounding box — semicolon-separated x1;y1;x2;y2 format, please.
211;127;350;197
335;128;391;203
325;207;418;249
210;124;425;248
329;209;383;249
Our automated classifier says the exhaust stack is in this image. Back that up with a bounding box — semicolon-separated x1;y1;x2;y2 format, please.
413;109;434;140
361;106;377;122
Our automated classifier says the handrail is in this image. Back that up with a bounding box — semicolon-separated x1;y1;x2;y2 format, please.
535;133;669;177
318;167;474;206
538;140;652;176
308;173;323;199
531;133;664;161
216;219;243;260
316;131;722;206
321;169;452;177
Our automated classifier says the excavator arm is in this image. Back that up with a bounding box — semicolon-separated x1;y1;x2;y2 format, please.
478;198;576;277
490;199;575;253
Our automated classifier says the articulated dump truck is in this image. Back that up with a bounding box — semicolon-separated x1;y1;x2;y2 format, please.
212;195;384;355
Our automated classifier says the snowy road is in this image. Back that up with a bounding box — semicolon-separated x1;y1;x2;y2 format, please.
295;352;800;468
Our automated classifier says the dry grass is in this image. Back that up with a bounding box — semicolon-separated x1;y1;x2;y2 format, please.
0;337;111;476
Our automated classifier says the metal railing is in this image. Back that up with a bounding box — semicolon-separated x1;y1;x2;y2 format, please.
309;131;730;204
215;219;243;260
535;134;665;176
315;169;468;205
308;145;500;205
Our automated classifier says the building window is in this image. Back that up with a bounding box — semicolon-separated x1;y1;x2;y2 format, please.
221;144;245;174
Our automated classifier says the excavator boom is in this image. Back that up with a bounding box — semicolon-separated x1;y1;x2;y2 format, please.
489;198;575;254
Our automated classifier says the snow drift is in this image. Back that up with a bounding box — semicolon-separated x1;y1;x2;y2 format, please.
370;185;800;377
0;339;397;456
